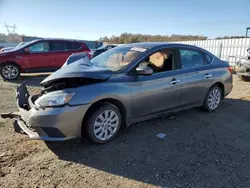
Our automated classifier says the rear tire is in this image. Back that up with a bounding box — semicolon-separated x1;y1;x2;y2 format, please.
237;75;250;82
202;85;222;112
84;103;122;144
0;63;20;81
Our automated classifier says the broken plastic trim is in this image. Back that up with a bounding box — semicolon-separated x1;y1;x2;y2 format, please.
0;82;31;119
16;81;30;110
0;112;21;119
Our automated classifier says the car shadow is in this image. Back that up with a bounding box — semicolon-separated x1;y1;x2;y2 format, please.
4;73;50;87
46;98;250;187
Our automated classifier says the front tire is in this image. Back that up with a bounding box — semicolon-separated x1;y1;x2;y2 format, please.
85;103;122;144
202;85;222;112
0;63;20;81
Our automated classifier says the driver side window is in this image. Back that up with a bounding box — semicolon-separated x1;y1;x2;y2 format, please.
138;49;176;74
29;42;49;53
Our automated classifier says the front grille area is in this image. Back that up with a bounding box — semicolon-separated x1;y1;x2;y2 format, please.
36;127;65;138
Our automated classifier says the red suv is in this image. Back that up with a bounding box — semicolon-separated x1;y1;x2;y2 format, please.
0;39;91;80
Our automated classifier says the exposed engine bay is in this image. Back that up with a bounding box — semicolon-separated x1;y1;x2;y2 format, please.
38;57;112;95
41;77;103;94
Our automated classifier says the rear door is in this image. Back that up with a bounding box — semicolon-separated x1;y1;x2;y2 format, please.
178;48;214;106
49;41;86;68
49;41;70;68
66;41;82;53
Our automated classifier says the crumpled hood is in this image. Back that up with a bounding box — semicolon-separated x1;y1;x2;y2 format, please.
41;58;112;85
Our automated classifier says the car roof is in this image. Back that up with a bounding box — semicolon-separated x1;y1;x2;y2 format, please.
33;38;84;43
122;42;199;49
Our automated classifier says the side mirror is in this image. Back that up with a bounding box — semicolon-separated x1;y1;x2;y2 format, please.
136;66;153;76
24;48;30;53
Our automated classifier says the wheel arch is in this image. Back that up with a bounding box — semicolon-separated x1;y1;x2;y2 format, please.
210;82;225;99
81;98;128;135
0;61;23;72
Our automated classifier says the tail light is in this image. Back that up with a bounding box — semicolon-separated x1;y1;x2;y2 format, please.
82;43;90;53
86;52;92;59
227;66;234;73
81;43;92;59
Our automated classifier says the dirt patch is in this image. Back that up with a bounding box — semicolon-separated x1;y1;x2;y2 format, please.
0;139;43;177
240;96;250;100
0;75;250;187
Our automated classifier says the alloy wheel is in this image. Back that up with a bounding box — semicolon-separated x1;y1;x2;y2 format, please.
93;110;119;141
2;65;19;80
208;88;221;110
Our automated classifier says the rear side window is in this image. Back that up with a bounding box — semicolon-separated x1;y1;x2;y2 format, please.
66;42;82;50
49;41;66;52
180;49;204;69
204;53;213;64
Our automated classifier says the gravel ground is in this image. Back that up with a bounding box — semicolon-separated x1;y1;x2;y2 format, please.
0;74;250;188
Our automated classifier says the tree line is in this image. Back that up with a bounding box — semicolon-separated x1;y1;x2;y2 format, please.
0;33;23;43
99;33;247;44
0;32;246;44
99;33;208;44
215;36;245;39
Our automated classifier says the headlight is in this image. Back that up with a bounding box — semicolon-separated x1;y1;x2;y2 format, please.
35;92;76;108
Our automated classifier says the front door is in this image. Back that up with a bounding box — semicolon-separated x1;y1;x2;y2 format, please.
21;41;53;71
129;48;182;120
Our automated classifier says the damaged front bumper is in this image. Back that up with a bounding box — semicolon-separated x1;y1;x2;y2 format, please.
1;82;89;141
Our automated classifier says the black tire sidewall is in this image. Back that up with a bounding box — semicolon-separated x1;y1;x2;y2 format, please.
0;63;20;80
85;103;122;144
238;75;250;82
203;86;222;112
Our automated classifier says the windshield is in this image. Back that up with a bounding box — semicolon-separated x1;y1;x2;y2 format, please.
13;41;34;51
90;46;146;71
14;42;26;49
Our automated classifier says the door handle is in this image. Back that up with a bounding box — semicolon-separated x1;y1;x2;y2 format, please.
204;74;212;78
169;79;181;84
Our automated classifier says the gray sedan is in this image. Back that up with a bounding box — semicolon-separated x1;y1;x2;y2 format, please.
1;42;233;144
